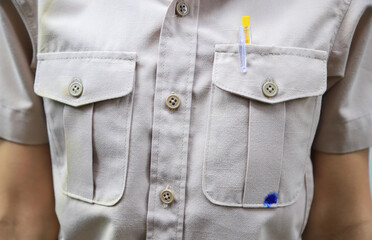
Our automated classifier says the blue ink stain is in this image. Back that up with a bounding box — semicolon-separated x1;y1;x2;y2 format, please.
264;192;278;208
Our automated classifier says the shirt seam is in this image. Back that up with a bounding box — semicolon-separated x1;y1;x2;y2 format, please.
151;8;171;240
217;51;327;61
10;0;37;68
319;111;372;126
37;57;136;61
327;0;353;56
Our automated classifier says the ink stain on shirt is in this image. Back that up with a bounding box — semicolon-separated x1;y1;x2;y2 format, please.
264;192;278;208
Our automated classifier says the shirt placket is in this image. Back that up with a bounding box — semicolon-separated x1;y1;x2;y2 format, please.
146;1;200;240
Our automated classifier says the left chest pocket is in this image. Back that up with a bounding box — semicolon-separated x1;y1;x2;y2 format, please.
202;44;327;208
34;51;136;206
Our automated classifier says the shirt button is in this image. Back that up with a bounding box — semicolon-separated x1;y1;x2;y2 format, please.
166;93;181;109
69;81;83;97
160;188;175;204
176;1;190;17
262;80;278;98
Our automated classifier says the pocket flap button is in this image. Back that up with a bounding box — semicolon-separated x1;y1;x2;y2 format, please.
69;81;83;97
262;81;278;98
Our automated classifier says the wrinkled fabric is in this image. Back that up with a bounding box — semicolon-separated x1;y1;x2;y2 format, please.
0;0;46;144
0;0;372;239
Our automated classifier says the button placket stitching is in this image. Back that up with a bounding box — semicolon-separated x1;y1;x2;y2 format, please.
177;38;189;240
147;0;198;239
152;26;169;240
176;0;200;236
149;8;171;240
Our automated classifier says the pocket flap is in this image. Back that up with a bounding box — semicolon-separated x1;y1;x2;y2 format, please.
213;44;327;104
34;51;136;107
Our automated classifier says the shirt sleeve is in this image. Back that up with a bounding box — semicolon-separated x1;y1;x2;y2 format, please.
312;0;372;153
0;0;48;144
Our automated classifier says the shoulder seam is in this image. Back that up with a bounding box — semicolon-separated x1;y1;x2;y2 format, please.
10;0;37;70
328;0;353;56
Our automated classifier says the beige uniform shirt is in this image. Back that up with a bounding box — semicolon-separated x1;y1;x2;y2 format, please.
1;0;372;239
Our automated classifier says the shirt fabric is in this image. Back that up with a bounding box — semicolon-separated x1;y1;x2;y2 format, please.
0;0;372;239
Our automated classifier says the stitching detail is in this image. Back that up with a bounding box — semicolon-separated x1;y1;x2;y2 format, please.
47;54;137;205
38;57;136;61
202;83;216;204
61;94;134;206
300;97;320;200
218;51;327;61
62;105;69;196
151;8;172;239
202;96;317;208
276;103;286;204
34;60;134;106
214;80;326;103
241;99;251;204
242;102;286;205
176;11;199;235
327;0;352;55
35;91;132;107
64;104;94;202
202;47;324;207
43;100;68;197
318;111;372;126
299;163;312;236
11;0;37;67
177;36;189;240
118;76;137;207
213;52;327;103
204;190;296;208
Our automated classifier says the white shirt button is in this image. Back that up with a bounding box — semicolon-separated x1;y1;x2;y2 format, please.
160;188;175;204
166;93;181;109
262;80;278;98
176;1;190;17
69;81;83;97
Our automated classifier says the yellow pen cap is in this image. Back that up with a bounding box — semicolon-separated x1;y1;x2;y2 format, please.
242;16;250;27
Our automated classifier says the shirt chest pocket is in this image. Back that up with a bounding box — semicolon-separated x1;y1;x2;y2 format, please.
203;44;327;208
34;51;136;206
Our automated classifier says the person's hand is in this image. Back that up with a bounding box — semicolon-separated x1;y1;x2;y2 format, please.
0;140;59;240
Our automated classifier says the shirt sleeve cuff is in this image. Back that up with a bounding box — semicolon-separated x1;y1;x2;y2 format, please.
312;113;372;153
0;105;48;145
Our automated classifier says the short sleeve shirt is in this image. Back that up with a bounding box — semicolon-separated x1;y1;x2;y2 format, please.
0;0;371;239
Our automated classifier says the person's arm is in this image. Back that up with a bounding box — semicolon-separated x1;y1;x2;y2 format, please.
0;140;59;240
302;149;372;240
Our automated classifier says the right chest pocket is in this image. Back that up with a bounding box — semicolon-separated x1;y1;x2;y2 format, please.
34;51;136;206
203;44;327;208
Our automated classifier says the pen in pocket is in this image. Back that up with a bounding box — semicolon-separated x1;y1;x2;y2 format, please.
239;16;252;72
